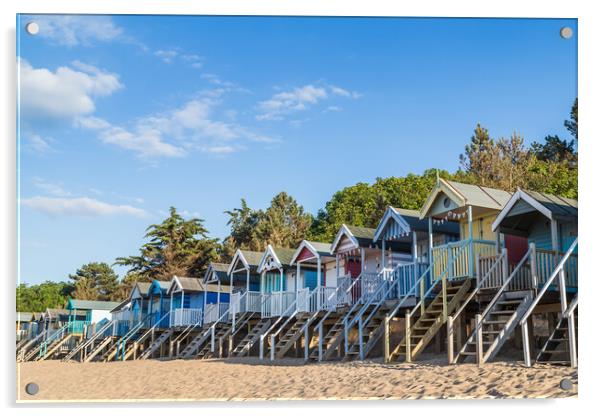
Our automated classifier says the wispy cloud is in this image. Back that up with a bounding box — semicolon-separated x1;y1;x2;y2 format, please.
77;93;276;159
19;59;122;123
20;196;147;218
27;15;124;47
32;177;71;197
256;84;360;121
153;48;204;68
22;132;54;154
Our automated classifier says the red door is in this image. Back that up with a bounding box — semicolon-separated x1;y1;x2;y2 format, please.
504;234;529;264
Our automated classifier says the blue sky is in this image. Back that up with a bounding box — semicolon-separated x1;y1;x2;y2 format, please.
17;15;577;285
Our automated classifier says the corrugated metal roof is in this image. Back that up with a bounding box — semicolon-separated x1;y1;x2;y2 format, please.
175;277;231;293
392;207;459;234
17;312;33;322
523;190;578;218
446;180;513;210
67;299;122;311
307;241;333;256
210;262;230;273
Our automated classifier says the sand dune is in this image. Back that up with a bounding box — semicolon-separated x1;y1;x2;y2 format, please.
17;356;577;402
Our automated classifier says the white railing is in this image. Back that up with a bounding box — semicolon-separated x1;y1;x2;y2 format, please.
269;291;297;317
112;309;132;322
432;239;497;281
360;272;382;302
521;238;578;368
170;308;204;327
535;248;578;288
204;303;230;324
297;286;338;313
261;293;272;318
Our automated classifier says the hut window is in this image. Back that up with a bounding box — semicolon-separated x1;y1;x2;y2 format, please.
443;197;451;208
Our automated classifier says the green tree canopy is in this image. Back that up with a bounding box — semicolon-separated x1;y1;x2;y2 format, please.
115;207;220;281
17;281;73;312
68;262;120;301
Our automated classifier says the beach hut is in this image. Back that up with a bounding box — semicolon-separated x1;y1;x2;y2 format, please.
227;249;262;317
475;189;578;367
67;299;121;323
147;280;172;328
380;179;514;363
16;312;33;341
260;240;340;360
257;245;298;317
129;282;152;326
167;276;230;328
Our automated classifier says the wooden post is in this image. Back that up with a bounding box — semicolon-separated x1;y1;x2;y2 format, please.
567;311;577;368
405;310;412;363
296;262;301;293
358;319;364;360
475;314;483;366
447;317;454;364
318;324;323;361
246;268;250;293
304;326;309;361
468;206;474;279
317;256;322;288
521;322;531;367
529;243;537;291
383;316;390;363
558;268;568;313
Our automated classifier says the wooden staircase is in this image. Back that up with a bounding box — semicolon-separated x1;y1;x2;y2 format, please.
17;330;46;362
138;328;174;360
179;326;212;359
345;304;387;359
36;334;75;361
389;279;471;362
536;305;578;365
457;291;532;363
84;336;117;362
232;318;271;357
306;310;353;361
271;312;314;359
197;324;231;359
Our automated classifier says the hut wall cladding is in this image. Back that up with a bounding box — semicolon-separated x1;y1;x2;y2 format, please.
296;247;315;262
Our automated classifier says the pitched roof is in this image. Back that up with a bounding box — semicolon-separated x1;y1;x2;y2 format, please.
446;180;513;210
17;312;33;322
492;189;578;232
522;190;577;218
271;247;297;267
240;250;263;266
169;276;231;294
346;225;376;240
110;299;131;313
290;240;334;264
67;299;122;311
420;178;513;219
132;282;152;297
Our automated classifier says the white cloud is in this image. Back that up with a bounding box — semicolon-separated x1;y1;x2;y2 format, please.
28;15;124;47
329;85;362;99
20;196;147;218
23;133;53;154
19;59;122;122
77;95;275;159
154;49;178;64
323;105;343;113
32;178;71;197
256;84;360;121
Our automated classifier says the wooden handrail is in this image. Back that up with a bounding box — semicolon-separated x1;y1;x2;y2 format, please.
520;238;578;326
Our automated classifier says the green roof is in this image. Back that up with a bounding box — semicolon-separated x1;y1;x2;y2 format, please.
346;225;376;240
67;299;121;311
271;247;297;266
239;250;264;267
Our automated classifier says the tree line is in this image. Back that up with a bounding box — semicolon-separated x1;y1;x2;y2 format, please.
16;99;577;312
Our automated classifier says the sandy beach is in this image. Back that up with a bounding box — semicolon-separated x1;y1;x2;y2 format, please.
17;356;577;402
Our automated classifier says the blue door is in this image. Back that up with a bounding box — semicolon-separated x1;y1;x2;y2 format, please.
304;270;317;290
